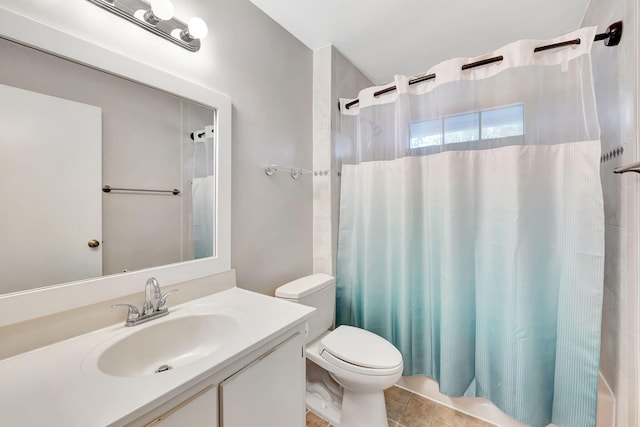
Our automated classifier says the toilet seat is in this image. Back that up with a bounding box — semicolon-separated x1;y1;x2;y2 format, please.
319;326;403;376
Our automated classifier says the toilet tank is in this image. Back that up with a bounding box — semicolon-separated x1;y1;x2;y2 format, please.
275;274;335;343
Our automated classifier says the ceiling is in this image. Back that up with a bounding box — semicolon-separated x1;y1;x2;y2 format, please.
248;0;592;84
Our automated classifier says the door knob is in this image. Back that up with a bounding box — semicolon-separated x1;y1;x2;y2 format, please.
88;239;100;248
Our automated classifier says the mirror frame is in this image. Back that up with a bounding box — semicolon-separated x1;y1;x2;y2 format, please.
0;7;231;327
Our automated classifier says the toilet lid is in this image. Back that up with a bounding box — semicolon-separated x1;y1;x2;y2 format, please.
319;326;402;370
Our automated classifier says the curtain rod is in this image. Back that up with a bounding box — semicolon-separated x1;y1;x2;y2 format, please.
343;21;623;111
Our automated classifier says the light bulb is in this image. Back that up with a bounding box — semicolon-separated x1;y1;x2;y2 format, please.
150;0;174;20
188;17;208;39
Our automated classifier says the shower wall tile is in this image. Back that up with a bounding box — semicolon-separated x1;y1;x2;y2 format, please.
615;375;629;427
625;232;638;314
624;174;639;237
313;46;332;173
600;286;619;392
600;135;627;228
629;378;638;427
587;0;633;228
313;46;333;275
313;215;332;275
601;163;624;227
604;224;624;296
625;231;639;426
584;0;639;424
313;177;331;214
313;257;332;277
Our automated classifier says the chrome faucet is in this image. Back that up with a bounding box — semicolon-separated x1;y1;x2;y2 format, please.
143;277;162;315
111;277;179;327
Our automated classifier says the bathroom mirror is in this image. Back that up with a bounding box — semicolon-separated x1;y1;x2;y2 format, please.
0;8;231;325
1;36;217;294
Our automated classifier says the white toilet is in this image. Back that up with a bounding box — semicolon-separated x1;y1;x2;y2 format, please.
276;274;403;427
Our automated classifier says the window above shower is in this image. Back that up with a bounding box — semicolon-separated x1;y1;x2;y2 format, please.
409;104;524;149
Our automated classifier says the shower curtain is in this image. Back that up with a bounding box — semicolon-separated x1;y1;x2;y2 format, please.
336;27;604;427
190;131;215;259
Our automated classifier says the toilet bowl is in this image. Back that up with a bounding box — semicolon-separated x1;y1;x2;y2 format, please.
276;274;403;427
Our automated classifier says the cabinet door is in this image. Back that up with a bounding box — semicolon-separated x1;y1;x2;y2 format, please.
144;384;218;427
220;333;305;427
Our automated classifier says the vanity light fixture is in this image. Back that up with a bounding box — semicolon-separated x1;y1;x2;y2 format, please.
181;17;209;42
143;0;174;25
87;0;208;52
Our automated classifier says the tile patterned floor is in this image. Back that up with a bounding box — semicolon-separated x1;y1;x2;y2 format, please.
306;386;496;427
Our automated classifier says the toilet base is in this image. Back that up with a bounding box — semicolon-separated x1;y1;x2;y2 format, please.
306;390;341;426
306;359;342;425
340;389;387;427
305;387;388;427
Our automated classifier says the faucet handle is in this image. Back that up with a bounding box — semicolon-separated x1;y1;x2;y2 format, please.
111;303;140;322
157;289;179;311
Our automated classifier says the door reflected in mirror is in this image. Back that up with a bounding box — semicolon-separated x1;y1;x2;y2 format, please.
0;37;216;294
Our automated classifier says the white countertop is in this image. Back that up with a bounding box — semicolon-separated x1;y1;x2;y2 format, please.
0;287;314;426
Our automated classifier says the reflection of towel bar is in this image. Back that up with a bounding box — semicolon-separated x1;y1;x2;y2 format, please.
264;164;330;180
102;185;181;195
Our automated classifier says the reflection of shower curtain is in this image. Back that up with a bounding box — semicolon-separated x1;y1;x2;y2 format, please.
190;130;215;259
336;28;604;427
192;175;214;259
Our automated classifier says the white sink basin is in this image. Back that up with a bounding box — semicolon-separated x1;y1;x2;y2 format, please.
94;313;239;377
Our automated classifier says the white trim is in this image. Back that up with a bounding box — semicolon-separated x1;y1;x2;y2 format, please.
635;0;640;421
0;7;232;327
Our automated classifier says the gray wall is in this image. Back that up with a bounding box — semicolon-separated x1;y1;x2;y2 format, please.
0;0;314;296
203;0;313;294
582;0;638;425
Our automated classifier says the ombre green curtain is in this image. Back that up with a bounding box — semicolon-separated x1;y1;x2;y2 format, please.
336;27;604;427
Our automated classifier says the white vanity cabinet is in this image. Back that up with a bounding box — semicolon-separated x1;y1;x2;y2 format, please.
128;329;306;427
0;287;314;427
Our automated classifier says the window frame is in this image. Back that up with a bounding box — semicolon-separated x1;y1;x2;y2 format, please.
409;103;525;155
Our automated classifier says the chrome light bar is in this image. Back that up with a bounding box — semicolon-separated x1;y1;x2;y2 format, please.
87;0;204;52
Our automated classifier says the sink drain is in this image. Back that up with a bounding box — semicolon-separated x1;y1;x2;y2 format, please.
155;364;172;373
